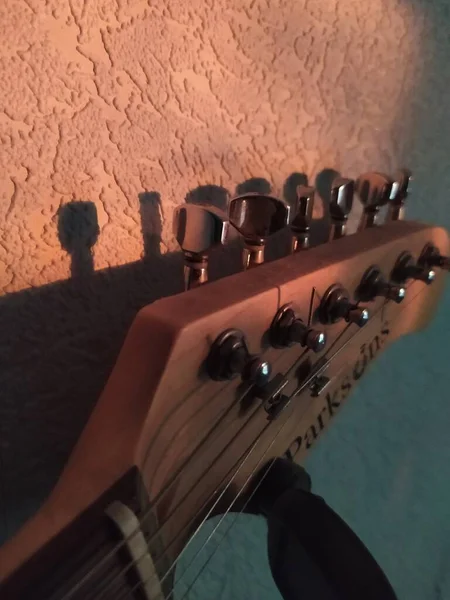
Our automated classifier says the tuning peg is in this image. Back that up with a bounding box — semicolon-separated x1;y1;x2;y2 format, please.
357;267;406;304
289;186;315;252
270;306;327;353
206;329;272;387
391;252;435;285
318;285;370;327
229;193;290;268
419;243;450;271
329;177;354;240
356;172;393;230
387;168;412;222
173;204;229;290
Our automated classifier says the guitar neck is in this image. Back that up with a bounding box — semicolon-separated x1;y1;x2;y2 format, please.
1;469;171;600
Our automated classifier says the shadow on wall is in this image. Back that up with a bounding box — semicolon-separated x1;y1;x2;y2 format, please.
0;170;333;543
139;191;163;258
57;201;100;278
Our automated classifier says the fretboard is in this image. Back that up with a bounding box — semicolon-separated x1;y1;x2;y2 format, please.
0;469;172;600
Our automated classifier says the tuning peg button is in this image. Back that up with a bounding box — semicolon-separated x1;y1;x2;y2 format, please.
329;177;354;240
270;306;327;353
206;329;271;387
356;172;393;229
319;285;370;327
387;169;412;221
229;193;290;268
391;252;435;285
290;186;315;252
346;306;371;328
173;204;229;290
357;267;406;304
299;327;327;353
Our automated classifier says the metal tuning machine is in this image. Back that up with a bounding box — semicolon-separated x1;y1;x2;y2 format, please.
229;193;290;268
206;329;271;387
318;284;370;327
173;204;229;290
418;243;450;272
356;172;393;230
329;177;355;241
206;329;292;421
391;252;435;285
387;168;412;222
289;186;315;252
357;266;406;303
270;305;327;353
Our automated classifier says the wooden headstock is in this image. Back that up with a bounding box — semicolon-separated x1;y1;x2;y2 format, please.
124;220;448;562
1;188;449;599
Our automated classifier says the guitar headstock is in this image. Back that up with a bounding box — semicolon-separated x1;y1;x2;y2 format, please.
73;169;448;565
3;169;448;597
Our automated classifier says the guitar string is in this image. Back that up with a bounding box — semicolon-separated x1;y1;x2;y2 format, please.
57;349;290;600
139;424;278;600
102;325;352;600
61;279;417;600
113;298;398;600
94;339;336;599
139;377;242;511
102;327;350;600
174;455;299;600
52;380;234;600
96;352;315;599
119;316;371;600
92;291;386;600
123;280;423;600
173;286;428;597
95;411;271;599
118;388;317;600
174;485;274;600
132;454;283;600
78;281;411;600
140;343;306;509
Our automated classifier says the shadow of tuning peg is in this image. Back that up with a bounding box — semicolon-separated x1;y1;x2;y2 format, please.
185;184;230;212
387;168;412;222
57;201;99;278
228;193;290;269
283;172;308;205
236;177;272;195
173;204;229;290
355;172;393;230
315;168;340;215
139;191;163;259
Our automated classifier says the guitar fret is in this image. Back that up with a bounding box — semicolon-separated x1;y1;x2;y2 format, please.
0;470;164;600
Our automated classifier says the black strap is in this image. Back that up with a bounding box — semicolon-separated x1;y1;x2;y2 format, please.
266;487;398;600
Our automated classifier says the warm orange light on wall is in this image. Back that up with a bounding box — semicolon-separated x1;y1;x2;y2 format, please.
0;0;422;293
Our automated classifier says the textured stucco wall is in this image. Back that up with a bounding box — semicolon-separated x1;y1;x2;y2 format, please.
1;1;450;599
0;0;429;294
